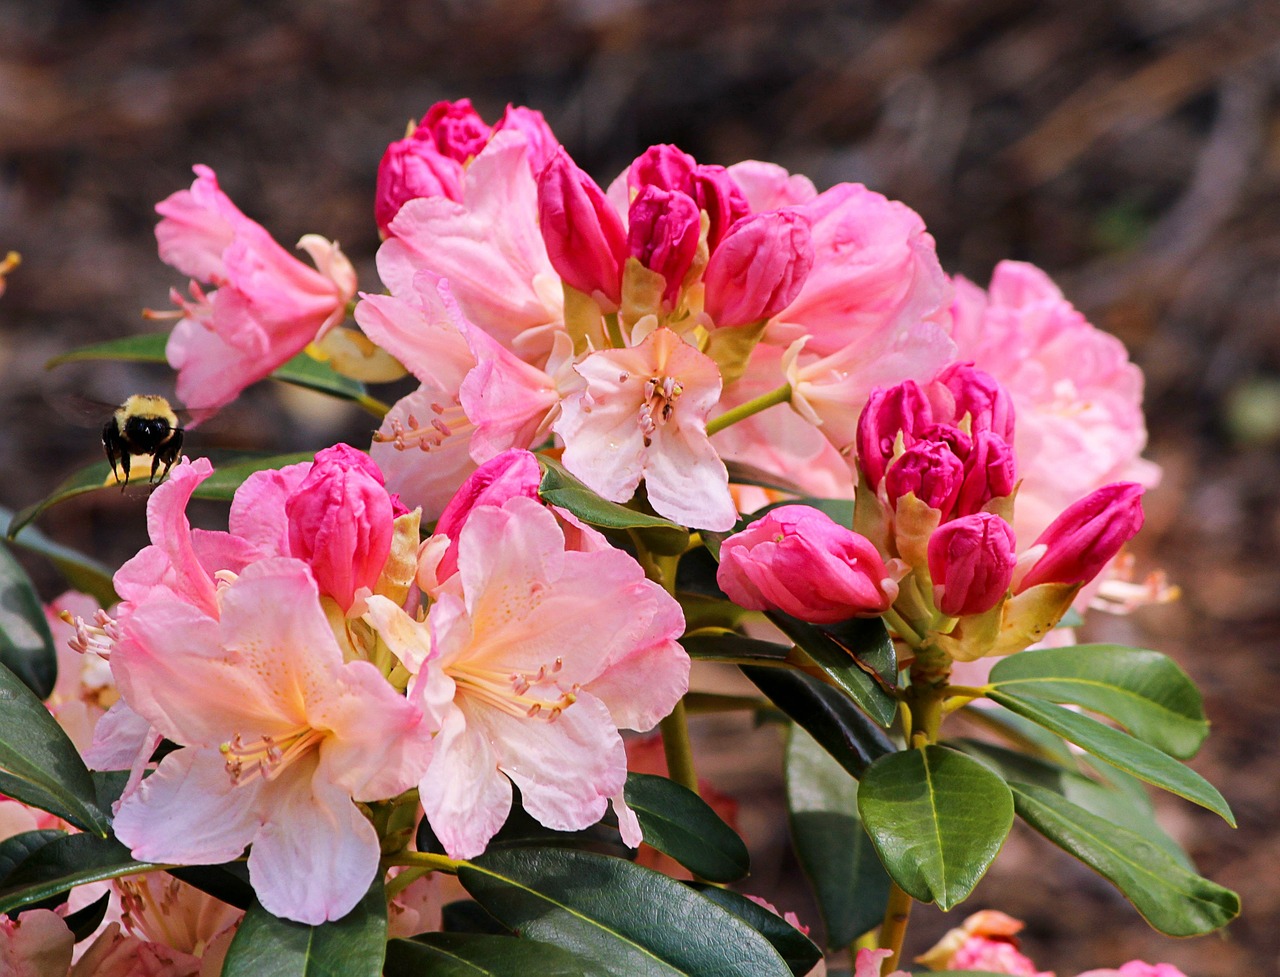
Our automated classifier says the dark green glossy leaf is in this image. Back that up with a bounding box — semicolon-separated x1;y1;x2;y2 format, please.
0;544;57;698
168;862;255;911
1;509;117;608
63;890;111;941
741;665;895;779
0;662;109;835
951;740;1192;869
692;885;822;977
47;332;370;404
766;614;897;728
221;881;387;977
460;847;793;977
0;835;149;914
0;830;65;885
722;461;808;495
680;632;791;665
385;932;601;977
987;690;1234;825
624;773;749;883
989;645;1208;758
1010;782;1240;936
857;746;1013;910
959;704;1079;767
786;727;891;947
442;899;509;935
536;457;689;556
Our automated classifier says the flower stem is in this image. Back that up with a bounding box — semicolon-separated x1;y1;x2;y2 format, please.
881;606;924;648
876;881;914;973
660;699;700;795
705;382;791;436
381;850;464;873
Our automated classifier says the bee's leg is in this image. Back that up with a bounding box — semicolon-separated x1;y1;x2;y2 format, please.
153;430;184;482
103;422;127;489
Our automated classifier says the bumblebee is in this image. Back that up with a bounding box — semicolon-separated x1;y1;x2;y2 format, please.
102;395;184;487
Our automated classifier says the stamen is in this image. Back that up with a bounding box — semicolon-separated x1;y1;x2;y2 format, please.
373;402;474;453
220;725;325;786
61;608;119;659
450;659;581;723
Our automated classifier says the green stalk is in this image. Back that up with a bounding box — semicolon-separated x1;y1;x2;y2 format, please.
705;382;791;436
875;882;914;973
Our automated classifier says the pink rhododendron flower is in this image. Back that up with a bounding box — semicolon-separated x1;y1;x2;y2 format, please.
0;909;74;976
627;185;701;310
1017;482;1145;592
928;512;1018;617
917;909;1052;976
703;210;814;329
363;496;687;858
156;166;356;422
946;260;1159;541
417;98;492;162
375;136;464;230
718;505;897;622
1076;963;1189;977
112;559;434;924
556;326;737;530
853;948;909;977
538;146;628;310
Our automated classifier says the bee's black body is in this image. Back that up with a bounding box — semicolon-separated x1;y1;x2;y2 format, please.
102;394;184;487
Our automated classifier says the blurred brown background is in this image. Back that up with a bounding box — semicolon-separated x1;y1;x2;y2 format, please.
1;0;1277;973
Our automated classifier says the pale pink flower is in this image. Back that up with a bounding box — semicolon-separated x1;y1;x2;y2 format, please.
946;261;1159;542
0;909;75;977
556;327;737;531
112;559;433;924
113;873;241;967
726;160;818;212
917;910;1052;977
380;130;565;365
70;922;204;977
363;496;687;859
156;166;356;422
853;948;910;977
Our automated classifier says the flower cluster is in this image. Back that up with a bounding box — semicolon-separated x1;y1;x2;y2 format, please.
0;95;1207;977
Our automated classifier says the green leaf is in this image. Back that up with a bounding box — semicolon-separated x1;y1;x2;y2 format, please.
63;890;111;941
1010;782;1240;936
47;332;370;404
0;834;150;914
0;544;57;698
786;727;891;948
766;614;897;728
986;690;1234;825
856;745;1013;909
385;933;602;977
623;773;749;883
0;830;65;885
951;740;1192;870
168;862;255;911
1;510;118;607
460;847;793;977
691;886;822;977
189;454;314;502
7;463;118;538
221;881;388;977
722;460;808;495
741;665;895;779
680;632;791;665
536;457;689;556
988;645;1209;758
0;661;110;835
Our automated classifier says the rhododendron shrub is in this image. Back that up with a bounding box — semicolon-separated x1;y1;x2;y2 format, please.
0;97;1236;977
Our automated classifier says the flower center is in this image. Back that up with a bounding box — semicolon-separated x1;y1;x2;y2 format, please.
449;657;580;722
220;724;326;785
638;374;684;444
373;397;475;454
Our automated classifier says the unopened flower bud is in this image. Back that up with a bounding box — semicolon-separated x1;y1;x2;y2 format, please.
375;137;464;231
1018;482;1145;591
703;210;813;329
930;363;1015;441
691;165;751;251
628;186;701;309
492;104;559;172
884;441;965;516
855;381;934;490
955;430;1017;516
717;505;896;623
434;449;542;581
418;98;492;163
538;147;628;308
627;144;697;194
928;513;1017;617
285;444;395;612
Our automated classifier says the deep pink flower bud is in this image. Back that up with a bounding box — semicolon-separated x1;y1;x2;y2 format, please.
691;165;751;251
538;147;628;308
375;137;464;231
855;381;934;489
418;98;492;163
285;444;394;612
955;430;1017;516
928;513;1017;617
628;186;701;309
717;505;896;623
492;104;560;172
884;441;965;515
628;144;697;194
434;449;542;581
1019;482;1145;590
703;210;813;329
930;363;1015;442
